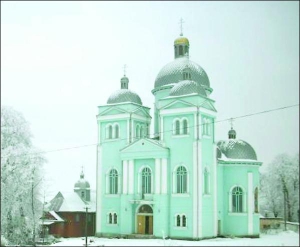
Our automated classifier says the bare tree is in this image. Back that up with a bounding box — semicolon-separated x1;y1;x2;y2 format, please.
1;106;46;245
260;153;299;222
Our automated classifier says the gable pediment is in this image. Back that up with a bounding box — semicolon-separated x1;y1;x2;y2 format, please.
99;106;128;116
161;100;195;110
120;138;169;159
200;100;217;112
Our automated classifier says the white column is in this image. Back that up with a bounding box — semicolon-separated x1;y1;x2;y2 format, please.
127;119;130;143
192;141;198;238
122;160;128;194
155;158;161;194
197;141;202;238
160;116;164;141
128;160;134;194
194;113;197;140
96;145;102;233
161;158;167;194
248;172;253;235
213;146;217;236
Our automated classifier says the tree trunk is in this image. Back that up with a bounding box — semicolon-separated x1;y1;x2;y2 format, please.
31;176;36;246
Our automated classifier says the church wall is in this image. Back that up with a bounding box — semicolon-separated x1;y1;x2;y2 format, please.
221;165;259;236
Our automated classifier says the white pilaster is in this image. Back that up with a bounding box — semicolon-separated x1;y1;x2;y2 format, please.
128;160;134;194
160;116;164;141
127;119;130;143
248;172;253;235
213;146;217;236
197;141;202;238
96;145;102;233
194;113;197;140
155;158;161;194
122;160;128;194
161;158;167;194
192;141;198;238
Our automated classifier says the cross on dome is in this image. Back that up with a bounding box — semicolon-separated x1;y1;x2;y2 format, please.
123;64;127;76
229;118;234;130
179;18;184;36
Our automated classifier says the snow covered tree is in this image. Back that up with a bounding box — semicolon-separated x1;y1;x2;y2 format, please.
1;106;46;245
260;153;299;222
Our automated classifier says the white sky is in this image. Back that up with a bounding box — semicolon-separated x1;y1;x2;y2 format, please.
1;1;299;200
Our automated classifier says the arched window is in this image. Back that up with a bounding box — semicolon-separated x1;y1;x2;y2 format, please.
175;120;180;135
138;205;153;214
140;126;144;138
176;166;187;193
109;169;118;194
182;215;187;227
204;168;209;194
232;186;243;213
182;119;188;134
109;213;113;224
106;125;113;139
179;46;183;56
141;167;152;197
114;125;119;138
81;191;85;198
136;125;140;139
176;215;181;227
113;213;117;224
254;187;259;213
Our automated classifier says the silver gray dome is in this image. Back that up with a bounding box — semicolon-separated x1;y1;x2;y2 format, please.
169;80;207;97
154;57;211;91
107;89;142;105
217;139;257;160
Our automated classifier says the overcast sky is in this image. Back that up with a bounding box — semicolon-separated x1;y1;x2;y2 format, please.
1;1;299;200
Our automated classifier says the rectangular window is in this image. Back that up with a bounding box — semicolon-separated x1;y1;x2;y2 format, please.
75;214;80;222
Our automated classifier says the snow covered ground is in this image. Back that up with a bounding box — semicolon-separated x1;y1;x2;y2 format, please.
48;230;299;246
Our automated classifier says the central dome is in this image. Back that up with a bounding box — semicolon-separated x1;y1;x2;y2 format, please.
107;89;142;105
154;57;211;92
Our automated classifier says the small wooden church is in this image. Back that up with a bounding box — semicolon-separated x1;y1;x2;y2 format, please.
42;171;96;238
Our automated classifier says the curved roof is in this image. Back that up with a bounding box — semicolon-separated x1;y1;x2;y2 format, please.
154;57;210;91
217;139;257;160
174;36;189;46
107;89;142;105
169;80;207;97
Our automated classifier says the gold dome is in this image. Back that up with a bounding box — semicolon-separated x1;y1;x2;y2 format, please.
174;37;189;46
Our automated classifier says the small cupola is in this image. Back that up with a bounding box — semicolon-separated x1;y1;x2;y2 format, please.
121;64;129;89
174;18;190;59
228;118;236;139
74;168;91;201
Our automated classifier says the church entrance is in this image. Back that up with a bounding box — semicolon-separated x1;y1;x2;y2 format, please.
136;205;153;235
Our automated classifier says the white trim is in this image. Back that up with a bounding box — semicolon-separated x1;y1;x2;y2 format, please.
155;158;161;194
194;113;197;140
248;172;253;235
192;141;197;238
98;113;129;121
160;107;196;116
213;146;217;236
161;116;164;141
197;140;202;238
171;194;190;197
122;160;128;194
128;160;134;194
96;145;102;233
127;119;130;143
199;107;217;117
161;158;167;194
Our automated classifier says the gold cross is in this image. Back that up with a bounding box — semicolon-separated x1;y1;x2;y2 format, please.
179;18;184;36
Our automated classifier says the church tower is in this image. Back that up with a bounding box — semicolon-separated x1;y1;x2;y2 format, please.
74;169;91;201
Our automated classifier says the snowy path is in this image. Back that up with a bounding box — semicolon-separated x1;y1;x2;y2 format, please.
48;230;299;246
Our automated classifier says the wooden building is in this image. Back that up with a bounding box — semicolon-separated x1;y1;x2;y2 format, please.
43;171;96;238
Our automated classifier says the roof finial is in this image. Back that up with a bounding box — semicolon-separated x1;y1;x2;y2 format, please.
179;18;184;36
230;118;234;130
80;166;84;179
123;64;127;76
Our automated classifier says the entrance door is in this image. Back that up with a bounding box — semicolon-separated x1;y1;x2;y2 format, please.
137;215;153;234
136;205;153;235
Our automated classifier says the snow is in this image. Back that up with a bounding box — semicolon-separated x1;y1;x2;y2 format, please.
45;230;299;246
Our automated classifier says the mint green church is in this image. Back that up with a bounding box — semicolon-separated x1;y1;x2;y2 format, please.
95;31;262;240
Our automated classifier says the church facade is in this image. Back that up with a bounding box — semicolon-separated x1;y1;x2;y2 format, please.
95;31;262;240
